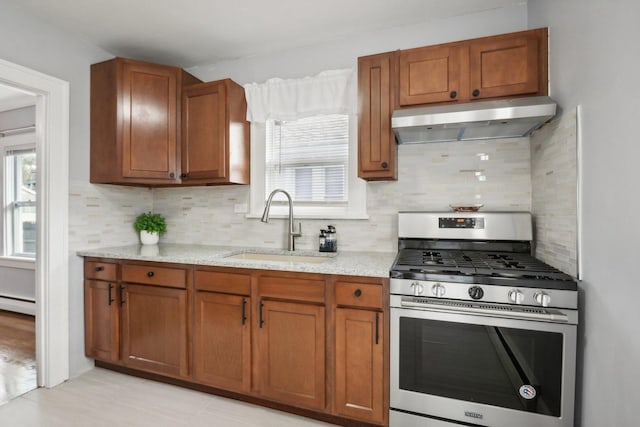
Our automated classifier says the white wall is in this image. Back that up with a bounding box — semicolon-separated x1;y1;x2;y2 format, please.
188;4;527;84
0;0;118;376
528;1;640;426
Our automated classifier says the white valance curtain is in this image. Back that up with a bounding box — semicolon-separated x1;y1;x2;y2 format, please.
243;69;354;123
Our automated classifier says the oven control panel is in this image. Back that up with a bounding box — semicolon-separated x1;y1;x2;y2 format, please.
439;217;485;229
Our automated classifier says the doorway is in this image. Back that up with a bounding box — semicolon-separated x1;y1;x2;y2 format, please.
0;58;70;390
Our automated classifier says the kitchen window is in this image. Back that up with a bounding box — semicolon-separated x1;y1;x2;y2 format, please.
245;69;367;219
2;137;36;258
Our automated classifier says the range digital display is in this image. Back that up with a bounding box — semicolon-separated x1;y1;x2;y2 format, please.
439;217;485;229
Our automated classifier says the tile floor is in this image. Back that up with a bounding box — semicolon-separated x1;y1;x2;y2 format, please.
0;368;335;426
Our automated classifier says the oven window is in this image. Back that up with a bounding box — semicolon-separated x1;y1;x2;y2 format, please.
399;317;563;416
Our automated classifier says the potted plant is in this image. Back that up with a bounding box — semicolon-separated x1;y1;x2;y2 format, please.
134;211;167;245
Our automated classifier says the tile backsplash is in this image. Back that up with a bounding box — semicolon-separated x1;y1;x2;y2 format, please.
70;138;532;254
152;138;531;253
531;109;578;277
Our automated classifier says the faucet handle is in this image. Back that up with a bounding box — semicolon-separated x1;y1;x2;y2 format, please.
294;222;302;237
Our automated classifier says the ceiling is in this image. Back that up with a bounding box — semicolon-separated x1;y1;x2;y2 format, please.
0;84;35;111
8;0;525;69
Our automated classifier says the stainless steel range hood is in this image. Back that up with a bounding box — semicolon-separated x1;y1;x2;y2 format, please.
392;96;557;144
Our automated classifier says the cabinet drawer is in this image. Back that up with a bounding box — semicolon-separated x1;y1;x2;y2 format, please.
336;282;383;310
122;264;187;289
85;261;118;281
258;275;325;303
195;270;251;295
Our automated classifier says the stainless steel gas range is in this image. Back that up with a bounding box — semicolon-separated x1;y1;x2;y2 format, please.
389;211;578;427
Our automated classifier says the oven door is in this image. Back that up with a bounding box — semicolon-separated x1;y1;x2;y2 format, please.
390;300;577;427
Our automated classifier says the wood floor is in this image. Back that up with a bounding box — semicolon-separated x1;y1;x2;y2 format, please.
0;368;335;426
0;310;36;406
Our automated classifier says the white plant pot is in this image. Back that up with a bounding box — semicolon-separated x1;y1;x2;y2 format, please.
140;230;159;245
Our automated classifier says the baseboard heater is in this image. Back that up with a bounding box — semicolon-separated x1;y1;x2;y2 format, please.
0;295;35;315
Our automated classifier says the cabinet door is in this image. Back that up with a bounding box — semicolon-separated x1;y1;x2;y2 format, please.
358;53;397;181
469;30;543;100
399;44;468;105
120;284;188;377
121;61;178;181
335;308;384;424
84;280;119;362
258;299;325;410
181;81;228;181
193;292;251;393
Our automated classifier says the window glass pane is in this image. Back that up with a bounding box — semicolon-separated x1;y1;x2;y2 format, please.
13;204;36;255
265;115;348;203
5;147;36;257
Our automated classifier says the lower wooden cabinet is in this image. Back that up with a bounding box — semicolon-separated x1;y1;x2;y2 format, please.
193;291;251;392
84;258;389;426
120;283;189;378
335;308;384;424
258;299;326;411
84;279;119;362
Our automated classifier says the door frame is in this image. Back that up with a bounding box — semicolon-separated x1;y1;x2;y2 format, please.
0;58;70;388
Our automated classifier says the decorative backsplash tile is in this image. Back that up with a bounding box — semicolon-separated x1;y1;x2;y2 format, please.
69;181;152;250
531;109;578;277
69;138;532;254
152;138;531;253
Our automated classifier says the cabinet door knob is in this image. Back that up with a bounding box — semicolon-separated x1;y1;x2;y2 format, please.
147;271;154;277
354;289;362;297
180;173;187;178
449;90;457;99
381;162;388;169
95;266;104;272
472;89;480;97
169;172;175;178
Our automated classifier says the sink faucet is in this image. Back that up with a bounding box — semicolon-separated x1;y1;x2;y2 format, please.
261;189;302;251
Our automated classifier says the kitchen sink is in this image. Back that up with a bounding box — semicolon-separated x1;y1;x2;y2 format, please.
224;252;331;263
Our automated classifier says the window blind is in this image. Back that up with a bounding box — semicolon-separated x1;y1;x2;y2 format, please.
265;114;348;203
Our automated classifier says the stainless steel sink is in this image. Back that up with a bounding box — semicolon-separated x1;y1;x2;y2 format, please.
224;252;331;263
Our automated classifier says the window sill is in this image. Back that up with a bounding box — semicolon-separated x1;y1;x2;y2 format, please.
0;257;36;270
246;212;370;220
247;205;369;220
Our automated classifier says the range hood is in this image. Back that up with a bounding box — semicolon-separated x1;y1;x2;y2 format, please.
392;96;557;144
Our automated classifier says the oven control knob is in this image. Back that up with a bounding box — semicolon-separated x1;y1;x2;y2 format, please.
431;283;446;297
534;291;551;307
410;282;424;296
508;289;525;304
468;286;484;300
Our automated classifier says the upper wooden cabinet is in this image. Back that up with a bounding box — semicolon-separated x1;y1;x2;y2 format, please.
181;80;250;184
399;28;548;106
357;52;398;181
90;57;201;185
399;44;468;105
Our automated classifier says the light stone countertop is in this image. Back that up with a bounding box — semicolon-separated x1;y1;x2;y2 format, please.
77;244;396;278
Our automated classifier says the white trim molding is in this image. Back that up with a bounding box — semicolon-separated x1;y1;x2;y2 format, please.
0;58;70;388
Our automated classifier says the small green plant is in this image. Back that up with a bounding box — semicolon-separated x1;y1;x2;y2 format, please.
134;212;167;235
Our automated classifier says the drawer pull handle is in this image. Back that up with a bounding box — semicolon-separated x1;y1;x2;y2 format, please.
147;271;154;278
354;289;362;297
95;266;104;272
241;298;247;325
259;300;265;328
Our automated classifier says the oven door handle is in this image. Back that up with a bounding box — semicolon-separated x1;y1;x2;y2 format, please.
400;298;569;323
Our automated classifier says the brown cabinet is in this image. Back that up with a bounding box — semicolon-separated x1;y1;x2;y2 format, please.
334;278;386;425
358;52;398;181
181;80;250;184
398;28;548;106
90;57;201;185
257;273;326;411
335;308;384;424
193;270;251;393
84;259;389;426
84;261;119;362
120;263;189;378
